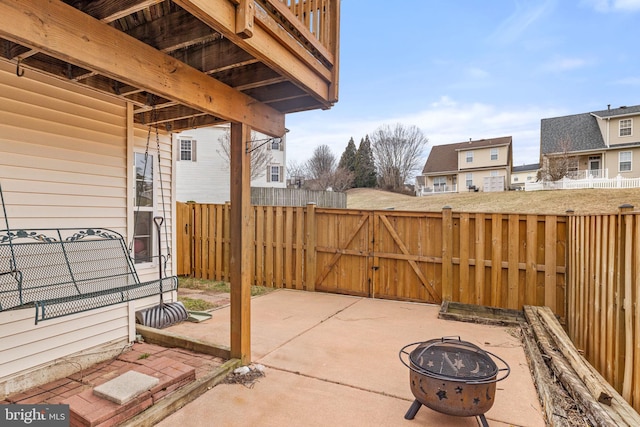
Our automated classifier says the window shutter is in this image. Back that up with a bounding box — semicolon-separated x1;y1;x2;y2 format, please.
267;141;272;150
176;138;180;161
279;139;284;151
279;166;284;182
266;166;271;182
191;140;197;162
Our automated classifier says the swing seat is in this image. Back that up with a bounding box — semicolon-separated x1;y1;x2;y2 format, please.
0;227;178;324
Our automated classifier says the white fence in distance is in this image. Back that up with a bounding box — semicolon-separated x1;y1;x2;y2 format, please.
525;174;640;191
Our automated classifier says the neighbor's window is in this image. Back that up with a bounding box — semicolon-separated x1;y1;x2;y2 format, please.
433;176;446;191
179;138;197;161
466;151;474;163
619;151;632;172
513;177;519;182
270;138;281;150
490;148;498;161
466;173;473;187
266;165;283;182
620;119;632;137
134;153;154;263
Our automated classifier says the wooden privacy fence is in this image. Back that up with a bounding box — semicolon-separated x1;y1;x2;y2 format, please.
176;202;566;318
176;201;640;411
567;205;640;410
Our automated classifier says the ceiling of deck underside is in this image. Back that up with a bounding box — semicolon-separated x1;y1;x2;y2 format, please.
0;0;330;132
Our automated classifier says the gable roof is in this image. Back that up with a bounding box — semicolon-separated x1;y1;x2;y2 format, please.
421;136;512;175
541;104;640;155
512;163;540;173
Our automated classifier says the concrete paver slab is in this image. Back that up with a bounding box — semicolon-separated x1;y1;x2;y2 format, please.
93;370;159;405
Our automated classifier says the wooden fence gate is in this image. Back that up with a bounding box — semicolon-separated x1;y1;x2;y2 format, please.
177;202;566;315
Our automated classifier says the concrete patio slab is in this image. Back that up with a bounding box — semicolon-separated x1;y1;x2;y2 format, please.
160;289;546;427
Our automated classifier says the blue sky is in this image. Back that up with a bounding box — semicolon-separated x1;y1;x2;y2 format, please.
284;0;640;171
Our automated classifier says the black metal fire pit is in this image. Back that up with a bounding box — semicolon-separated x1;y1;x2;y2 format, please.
399;336;510;427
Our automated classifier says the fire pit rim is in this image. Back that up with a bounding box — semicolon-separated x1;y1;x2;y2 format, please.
399;336;510;385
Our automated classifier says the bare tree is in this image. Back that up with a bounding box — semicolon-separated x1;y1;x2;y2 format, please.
306;144;336;190
369;123;428;191
331;167;355;191
217;129;274;181
287;159;308;188
539;138;576;181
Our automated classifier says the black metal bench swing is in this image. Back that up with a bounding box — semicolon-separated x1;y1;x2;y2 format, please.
0;118;187;328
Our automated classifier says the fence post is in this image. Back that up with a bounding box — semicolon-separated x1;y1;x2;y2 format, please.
442;206;453;302
618;204;634;400
305;203;317;292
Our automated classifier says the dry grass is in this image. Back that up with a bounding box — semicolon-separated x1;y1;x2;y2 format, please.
346;188;640;215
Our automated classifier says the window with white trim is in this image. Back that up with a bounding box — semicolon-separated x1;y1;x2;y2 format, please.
465;173;473;188
134;153;154;264
433;176;446;191
619;151;632;172
466;151;474;163
620;119;632;137
490;148;498;161
178;138;197;161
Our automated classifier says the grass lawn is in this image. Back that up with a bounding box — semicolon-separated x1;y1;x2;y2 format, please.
346;187;640;215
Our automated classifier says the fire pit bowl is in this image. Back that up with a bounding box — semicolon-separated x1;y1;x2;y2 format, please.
399;337;510;426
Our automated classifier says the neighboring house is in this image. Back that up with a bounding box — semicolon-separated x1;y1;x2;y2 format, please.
175;125;286;204
416;136;513;194
511;163;540;190
540;105;640;180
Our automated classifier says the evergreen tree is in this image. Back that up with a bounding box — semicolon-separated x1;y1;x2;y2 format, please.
338;137;357;173
354;135;377;188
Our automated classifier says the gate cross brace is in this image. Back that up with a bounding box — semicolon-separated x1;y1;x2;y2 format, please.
378;215;441;302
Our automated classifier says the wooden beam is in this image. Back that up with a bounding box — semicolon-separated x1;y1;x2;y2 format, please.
229;122;252;364
175;0;332;104
0;0;284;137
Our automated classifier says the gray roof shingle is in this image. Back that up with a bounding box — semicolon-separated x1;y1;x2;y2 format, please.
540;104;640;155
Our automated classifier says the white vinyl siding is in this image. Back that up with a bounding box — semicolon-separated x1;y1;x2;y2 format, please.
0;60;176;393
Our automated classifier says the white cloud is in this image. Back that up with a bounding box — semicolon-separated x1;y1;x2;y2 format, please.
488;0;556;44
539;56;591;73
585;0;640;12
284;98;565;169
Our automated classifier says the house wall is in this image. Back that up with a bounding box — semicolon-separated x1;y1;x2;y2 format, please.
511;170;538;187
457;169;509;192
175;125;286;204
603;147;640;177
458;145;509;170
604;115;639;146
0;60;175;395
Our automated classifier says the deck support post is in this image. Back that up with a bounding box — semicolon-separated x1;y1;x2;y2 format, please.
229;122;252;364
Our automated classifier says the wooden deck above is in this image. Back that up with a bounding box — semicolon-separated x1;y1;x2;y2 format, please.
0;0;340;136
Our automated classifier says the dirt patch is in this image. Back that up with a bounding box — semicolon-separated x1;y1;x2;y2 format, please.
178;288;230;309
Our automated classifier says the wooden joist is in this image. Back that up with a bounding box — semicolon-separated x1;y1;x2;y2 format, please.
0;0;285;137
